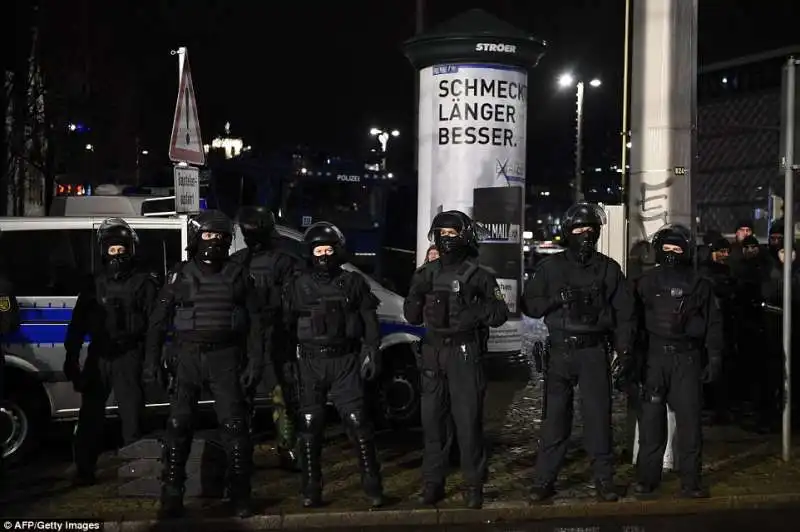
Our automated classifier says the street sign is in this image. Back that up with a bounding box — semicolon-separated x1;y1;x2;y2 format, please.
168;50;205;165
174;165;200;213
301;216;312;227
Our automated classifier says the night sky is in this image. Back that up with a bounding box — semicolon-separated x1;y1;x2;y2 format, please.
32;0;800;181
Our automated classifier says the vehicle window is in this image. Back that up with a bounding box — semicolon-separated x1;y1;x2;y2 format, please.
93;228;181;279
0;229;94;297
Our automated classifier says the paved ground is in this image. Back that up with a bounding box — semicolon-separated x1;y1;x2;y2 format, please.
2;374;799;528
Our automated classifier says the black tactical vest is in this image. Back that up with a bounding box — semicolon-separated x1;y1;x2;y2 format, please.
172;261;247;332
557;257;610;333
424;260;478;335
643;269;697;340
244;248;296;308
94;272;151;341
294;272;361;346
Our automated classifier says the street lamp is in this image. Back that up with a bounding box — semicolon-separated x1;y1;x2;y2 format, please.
369;127;400;171
558;73;602;201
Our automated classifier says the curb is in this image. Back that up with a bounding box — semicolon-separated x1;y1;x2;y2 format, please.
103;492;800;531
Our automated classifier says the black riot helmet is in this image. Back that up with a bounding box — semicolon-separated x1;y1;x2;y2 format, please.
652;223;693;267
188;209;234;263
427;210;478;257
561;203;606;261
303;221;346;272
236;205;276;250
97;218;138;278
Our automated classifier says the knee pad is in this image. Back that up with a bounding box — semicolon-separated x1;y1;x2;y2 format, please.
343;410;373;439
299;410;325;434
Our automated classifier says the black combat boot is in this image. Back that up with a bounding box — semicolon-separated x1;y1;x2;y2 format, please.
463;486;483;509
419;483;445;505
354;434;385;508
228;441;254;518
299;434;323;507
528;482;556;504
595;479;619;502
158;444;186;520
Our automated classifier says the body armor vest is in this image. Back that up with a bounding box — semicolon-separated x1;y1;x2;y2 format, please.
295;272;361;346
244;248;294;308
173;261;247;332
558;258;609;333
424;260;478;335
643;269;698;340
94;272;150;342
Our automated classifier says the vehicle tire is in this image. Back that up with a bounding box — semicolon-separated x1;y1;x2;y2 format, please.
374;344;420;429
1;375;48;465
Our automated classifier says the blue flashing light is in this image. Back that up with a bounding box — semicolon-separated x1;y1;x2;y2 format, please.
199;198;207;210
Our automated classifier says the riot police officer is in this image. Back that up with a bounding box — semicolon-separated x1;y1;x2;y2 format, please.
404;210;509;510
64;218;159;485
282;222;384;509
145;210;265;519
231;205;303;470
633;224;723;498
523;203;636;503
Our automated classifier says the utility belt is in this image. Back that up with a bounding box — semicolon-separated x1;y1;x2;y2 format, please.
299;342;356;359
174;331;240;349
424;330;477;348
548;330;607;350
648;336;699;354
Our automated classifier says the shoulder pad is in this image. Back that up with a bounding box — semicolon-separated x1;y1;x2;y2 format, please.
228;248;247;263
275;248;303;264
476;263;497;276
415;261;436;275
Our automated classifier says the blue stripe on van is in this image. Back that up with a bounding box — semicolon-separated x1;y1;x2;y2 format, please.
3;307;426;345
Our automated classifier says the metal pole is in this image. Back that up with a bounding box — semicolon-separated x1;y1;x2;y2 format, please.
620;0;631;208
782;56;796;463
575;81;585;202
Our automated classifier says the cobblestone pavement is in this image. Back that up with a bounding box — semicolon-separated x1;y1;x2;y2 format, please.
0;373;796;522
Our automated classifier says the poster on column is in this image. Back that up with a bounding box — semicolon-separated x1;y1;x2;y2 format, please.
417;63;527;355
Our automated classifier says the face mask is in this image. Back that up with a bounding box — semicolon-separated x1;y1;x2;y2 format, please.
659;251;682;267
197;240;229;262
104;253;132;278
243;229;271;250
312;253;339;273
568;232;597;260
435;234;465;254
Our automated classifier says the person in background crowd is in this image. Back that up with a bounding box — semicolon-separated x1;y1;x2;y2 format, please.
425;244;439;263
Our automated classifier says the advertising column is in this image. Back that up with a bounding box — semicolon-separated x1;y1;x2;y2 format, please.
404;9;545;357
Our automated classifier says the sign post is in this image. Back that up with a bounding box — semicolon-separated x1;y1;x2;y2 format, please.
168;47;205;213
403;9;545;358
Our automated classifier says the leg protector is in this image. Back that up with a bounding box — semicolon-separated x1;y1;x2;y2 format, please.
344;411;383;500
298;411;324;505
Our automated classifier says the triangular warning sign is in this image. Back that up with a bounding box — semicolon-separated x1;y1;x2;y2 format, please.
169;52;205;165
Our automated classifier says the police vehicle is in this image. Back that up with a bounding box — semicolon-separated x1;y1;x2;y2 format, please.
0;193;423;463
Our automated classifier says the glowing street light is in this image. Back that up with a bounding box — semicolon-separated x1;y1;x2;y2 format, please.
85;144;93;151
557;72;603;201
390;129;400;137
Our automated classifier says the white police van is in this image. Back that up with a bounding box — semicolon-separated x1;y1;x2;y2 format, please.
0;194;423;463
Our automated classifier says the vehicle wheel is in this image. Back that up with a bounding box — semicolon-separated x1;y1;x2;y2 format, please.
375;345;420;429
1;380;48;465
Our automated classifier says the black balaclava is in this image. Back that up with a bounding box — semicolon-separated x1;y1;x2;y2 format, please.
566;226;600;263
243;227;273;252
768;229;784;259
655;231;690;268
311;243;342;280
432;212;469;266
102;236;133;280
196;235;230;264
